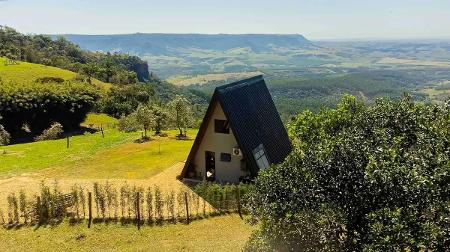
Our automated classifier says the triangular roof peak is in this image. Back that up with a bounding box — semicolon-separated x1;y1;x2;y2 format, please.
181;75;291;180
215;75;264;93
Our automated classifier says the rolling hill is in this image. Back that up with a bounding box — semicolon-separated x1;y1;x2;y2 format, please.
57;33;316;77
0;57;111;90
57;33;312;54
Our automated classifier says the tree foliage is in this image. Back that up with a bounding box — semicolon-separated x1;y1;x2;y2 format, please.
99;84;155;118
168;95;194;137
152;104;169;135
0;80;100;139
247;95;450;251
134;104;155;138
0;26;149;84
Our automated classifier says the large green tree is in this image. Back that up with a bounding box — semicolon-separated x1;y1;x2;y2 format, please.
134;104;155;139
152;104;169;135
168;95;193;137
247;95;450;251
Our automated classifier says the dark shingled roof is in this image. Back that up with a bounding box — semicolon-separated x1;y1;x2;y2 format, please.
182;75;292;178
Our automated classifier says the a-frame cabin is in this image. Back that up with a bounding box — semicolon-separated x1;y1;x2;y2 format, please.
181;75;292;183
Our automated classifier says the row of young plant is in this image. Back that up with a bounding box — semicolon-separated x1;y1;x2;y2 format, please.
0;181;252;227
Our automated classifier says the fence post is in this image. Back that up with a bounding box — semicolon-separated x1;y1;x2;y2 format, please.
66;136;70;148
136;191;141;230
100;124;104;138
184;192;189;224
236;187;243;219
88;192;92;228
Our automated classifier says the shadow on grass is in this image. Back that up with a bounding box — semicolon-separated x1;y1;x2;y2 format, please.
1;213;234;230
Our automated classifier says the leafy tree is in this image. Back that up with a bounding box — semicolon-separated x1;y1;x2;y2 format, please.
152;104;169;135
247;95;450;251
81;63;98;85
118;114;140;133
134;104;155;139
168;95;193;137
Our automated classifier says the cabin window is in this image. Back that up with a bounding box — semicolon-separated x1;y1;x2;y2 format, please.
220;153;232;162
253;144;269;170
214;119;230;134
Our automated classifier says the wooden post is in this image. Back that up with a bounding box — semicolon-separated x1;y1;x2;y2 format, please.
100;124;104;139
66;136;70;148
136;191;141;230
88;192;92;228
236;187;243;219
184;192;189;224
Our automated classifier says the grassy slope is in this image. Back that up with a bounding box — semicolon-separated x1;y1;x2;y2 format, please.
0;114;196;179
0;128;196;179
0;215;253;252
0;57;111;90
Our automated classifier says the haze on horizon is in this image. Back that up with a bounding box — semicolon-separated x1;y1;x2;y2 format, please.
0;0;450;40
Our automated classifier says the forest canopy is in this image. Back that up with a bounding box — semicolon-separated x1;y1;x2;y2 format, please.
0;26;149;84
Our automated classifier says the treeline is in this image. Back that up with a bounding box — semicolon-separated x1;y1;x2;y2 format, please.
186;70;431;121
0;79;100;138
0;26;149;83
0;27;209;142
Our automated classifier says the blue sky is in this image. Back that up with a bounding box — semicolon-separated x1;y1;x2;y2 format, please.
0;0;449;39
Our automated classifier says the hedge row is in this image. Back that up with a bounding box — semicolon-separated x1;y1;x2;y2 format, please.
0;80;100;138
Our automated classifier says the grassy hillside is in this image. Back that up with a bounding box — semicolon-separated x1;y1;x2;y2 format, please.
0;57;111;90
0;114;196;179
0;215;253;251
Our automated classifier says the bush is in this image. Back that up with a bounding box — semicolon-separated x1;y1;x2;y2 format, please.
0;81;100;139
247;96;450;251
0;124;11;146
118;114;140;133
34;122;63;141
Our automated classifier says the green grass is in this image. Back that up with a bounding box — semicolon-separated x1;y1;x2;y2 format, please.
81;113;119;128
0;57;111;90
0;127;196;179
0;215;253;252
0;129;138;178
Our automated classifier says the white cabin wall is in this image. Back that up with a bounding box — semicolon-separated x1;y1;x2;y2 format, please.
192;101;245;183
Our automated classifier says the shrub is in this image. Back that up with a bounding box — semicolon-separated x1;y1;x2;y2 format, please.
7;193;19;224
118;114;140;133
154;186;164;222
34;122;63;141
247;96;450;251
19;190;28;223
165;190;175;222
146;187;153;223
0;124;11;146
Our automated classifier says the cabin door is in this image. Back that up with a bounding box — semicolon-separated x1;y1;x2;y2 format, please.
205;151;215;181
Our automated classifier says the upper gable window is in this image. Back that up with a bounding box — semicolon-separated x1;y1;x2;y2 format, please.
214;119;230;134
